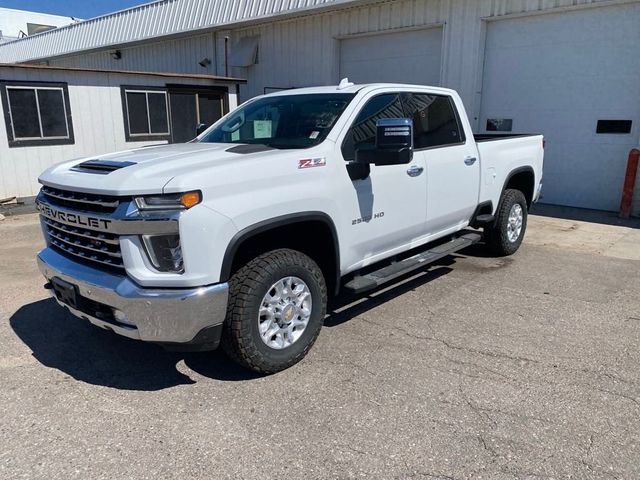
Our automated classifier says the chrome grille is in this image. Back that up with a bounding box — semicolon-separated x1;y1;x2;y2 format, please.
43;218;124;270
41;186;121;214
39;185;126;271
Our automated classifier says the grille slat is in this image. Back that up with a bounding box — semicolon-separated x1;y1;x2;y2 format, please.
43;218;120;245
49;238;125;269
41;186;121;214
46;228;122;258
40;186;125;271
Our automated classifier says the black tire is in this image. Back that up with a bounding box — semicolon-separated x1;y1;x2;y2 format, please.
221;249;327;374
484;189;528;256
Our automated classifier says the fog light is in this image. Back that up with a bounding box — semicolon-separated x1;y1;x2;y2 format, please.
142;234;184;273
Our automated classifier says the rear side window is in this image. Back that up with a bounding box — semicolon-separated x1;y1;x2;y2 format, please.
341;93;404;161
402;93;465;149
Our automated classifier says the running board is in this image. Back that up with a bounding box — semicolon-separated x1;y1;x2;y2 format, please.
343;232;482;295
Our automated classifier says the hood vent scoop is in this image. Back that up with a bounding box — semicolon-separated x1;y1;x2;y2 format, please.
71;159;136;174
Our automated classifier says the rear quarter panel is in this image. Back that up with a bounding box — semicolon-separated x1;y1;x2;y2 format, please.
477;136;544;211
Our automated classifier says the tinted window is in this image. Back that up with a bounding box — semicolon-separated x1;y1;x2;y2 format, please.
402;93;464;149
126;92;149;134
148;92;169;134
123;89;170;139
38;89;68;137
2;83;73;147
7;88;40;138
341;93;404;161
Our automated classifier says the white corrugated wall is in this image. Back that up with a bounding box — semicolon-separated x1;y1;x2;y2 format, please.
55;33;219;75
49;0;630;120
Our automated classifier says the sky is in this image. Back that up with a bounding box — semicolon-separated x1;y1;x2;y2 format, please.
0;0;149;20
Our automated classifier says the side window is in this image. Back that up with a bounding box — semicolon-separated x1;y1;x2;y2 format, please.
121;87;170;141
341;93;404;161
402;93;465;149
1;81;74;148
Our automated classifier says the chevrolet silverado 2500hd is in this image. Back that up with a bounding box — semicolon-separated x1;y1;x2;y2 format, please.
36;81;544;373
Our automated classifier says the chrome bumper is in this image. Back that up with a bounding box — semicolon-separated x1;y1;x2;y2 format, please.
37;248;228;345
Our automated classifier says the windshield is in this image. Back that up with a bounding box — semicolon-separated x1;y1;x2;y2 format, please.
198;93;355;149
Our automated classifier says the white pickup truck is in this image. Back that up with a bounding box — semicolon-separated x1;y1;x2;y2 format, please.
36;81;543;373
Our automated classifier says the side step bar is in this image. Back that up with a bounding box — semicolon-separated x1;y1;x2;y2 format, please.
343;232;482;295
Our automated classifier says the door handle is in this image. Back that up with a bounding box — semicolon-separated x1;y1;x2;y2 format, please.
407;165;424;177
464;156;477;166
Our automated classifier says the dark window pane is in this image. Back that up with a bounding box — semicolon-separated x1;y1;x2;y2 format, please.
8;88;41;138
38;89;68;137
198;94;223;127
148;92;168;134
596;120;632;134
126;92;150;134
341;94;403;161
403;94;462;149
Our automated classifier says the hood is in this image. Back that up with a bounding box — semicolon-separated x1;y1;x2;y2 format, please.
38;142;289;196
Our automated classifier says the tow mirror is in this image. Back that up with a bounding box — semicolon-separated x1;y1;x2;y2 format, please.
355;118;414;166
196;123;208;136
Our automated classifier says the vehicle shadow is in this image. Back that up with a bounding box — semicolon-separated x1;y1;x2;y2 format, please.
10;298;262;390
10;260;458;391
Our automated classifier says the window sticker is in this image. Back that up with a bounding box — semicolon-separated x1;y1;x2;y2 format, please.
309;131;320;139
253;120;272;139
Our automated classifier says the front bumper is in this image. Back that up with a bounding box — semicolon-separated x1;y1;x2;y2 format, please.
37;248;229;347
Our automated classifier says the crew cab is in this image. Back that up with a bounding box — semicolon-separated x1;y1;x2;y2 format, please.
36;80;543;373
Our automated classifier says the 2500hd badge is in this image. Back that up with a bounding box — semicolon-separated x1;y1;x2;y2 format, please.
37;202;112;230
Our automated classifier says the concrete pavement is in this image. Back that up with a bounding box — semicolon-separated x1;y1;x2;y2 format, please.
1;210;639;479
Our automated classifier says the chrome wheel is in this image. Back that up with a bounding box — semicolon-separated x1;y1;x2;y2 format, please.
258;276;312;350
507;203;524;243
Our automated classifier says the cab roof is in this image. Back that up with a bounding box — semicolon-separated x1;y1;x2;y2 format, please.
264;81;458;98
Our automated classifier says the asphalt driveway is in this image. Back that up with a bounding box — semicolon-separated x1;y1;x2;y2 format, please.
1;209;639;479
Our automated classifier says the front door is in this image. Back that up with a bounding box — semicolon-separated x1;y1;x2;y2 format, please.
168;88;224;143
338;92;428;269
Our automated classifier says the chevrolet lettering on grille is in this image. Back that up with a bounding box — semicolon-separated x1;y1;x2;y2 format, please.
37;202;113;231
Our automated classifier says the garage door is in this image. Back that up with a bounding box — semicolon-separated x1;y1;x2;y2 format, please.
339;28;443;86
479;4;640;211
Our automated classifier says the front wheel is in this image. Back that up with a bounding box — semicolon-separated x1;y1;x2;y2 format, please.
484;189;528;256
221;249;327;374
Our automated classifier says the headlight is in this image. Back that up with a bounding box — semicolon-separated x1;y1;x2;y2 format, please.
142;234;184;273
135;191;201;211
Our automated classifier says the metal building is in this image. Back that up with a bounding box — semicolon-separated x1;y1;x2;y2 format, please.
0;0;639;213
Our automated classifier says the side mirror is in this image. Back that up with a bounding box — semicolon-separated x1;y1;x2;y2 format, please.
196;123;208;136
355;118;414;166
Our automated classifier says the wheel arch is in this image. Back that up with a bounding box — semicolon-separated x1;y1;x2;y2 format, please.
501;166;535;210
220;212;341;296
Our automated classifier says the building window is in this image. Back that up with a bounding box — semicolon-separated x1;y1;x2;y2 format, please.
121;87;170;141
0;81;74;148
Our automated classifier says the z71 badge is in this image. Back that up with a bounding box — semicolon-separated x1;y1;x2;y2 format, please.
298;157;326;169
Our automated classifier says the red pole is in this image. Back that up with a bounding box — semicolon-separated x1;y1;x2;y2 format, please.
620;148;640;219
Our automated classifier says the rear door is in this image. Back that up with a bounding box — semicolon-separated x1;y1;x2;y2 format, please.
402;93;479;234
339;92;428;266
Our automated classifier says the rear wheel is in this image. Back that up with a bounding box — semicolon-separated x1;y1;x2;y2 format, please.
484;189;528;256
221;249;327;374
